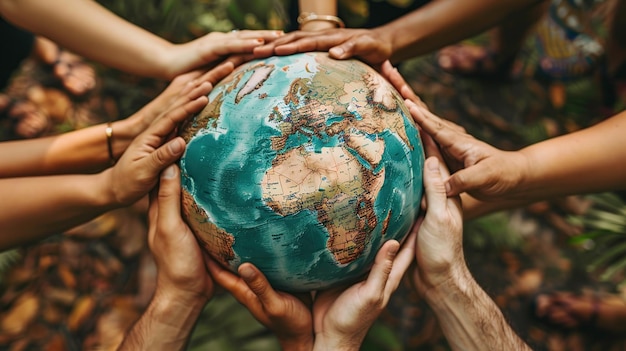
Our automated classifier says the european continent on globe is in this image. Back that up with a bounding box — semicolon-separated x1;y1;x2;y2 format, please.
179;52;424;292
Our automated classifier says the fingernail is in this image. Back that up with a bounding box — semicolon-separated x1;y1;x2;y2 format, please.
329;47;344;57
444;181;452;194
274;30;284;36
239;265;255;280
162;164;176;179
255;38;265;44
427;157;439;171
169;138;184;154
388;242;399;257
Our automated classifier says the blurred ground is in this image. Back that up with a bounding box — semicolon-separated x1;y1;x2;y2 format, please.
1;0;626;350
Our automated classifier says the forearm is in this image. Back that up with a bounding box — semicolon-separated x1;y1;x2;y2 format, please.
118;291;207;351
297;0;339;31
425;268;531;351
313;338;359;351
0;118;139;177
298;0;337;15
0;0;173;79
462;111;626;219
0;172;116;250
518;111;626;199
373;0;542;63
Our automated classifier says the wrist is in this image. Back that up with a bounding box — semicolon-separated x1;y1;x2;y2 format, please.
120;288;207;351
92;170;126;209
108;118;139;162
513;148;534;197
144;41;178;80
422;265;473;308
155;280;209;308
297;12;345;30
313;332;364;351
372;25;394;52
160;43;192;80
153;286;208;312
300;21;337;31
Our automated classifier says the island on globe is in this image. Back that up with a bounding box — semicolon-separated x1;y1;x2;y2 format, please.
178;52;424;292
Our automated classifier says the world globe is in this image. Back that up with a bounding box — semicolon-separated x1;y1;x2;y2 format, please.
178;52;424;292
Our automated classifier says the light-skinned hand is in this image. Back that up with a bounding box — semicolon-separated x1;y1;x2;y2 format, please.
148;164;215;303
405;99;529;200
312;236;415;351
378;60;428;109
166;30;283;79
409;155;466;296
121;60;238;140
105;93;208;206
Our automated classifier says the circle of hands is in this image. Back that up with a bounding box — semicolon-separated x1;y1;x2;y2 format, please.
140;61;468;350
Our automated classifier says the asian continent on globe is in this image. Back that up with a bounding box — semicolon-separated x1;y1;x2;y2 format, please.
178;52;424;292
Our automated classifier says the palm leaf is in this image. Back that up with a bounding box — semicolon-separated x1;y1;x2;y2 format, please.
569;192;626;285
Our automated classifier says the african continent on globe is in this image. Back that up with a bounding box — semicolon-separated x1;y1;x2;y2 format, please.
179;52;424;292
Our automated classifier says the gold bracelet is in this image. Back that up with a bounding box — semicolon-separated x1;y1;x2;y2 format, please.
105;122;115;165
297;12;345;29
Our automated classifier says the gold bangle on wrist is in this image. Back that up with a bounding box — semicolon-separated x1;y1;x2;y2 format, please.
297;12;345;29
105;122;116;165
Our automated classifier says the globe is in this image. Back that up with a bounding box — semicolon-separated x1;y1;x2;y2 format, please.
178;52;424;292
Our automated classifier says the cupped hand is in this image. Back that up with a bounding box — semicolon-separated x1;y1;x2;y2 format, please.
106;93;208;206
312;237;415;351
207;260;315;351
147;164;214;302
405;100;529;200
167;30;283;79
254;28;393;67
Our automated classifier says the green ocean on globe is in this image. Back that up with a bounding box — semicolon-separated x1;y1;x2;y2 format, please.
179;52;424;292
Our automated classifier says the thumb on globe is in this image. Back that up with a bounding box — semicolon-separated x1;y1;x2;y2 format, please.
162;164;177;180
363;239;399;294
423;157;447;212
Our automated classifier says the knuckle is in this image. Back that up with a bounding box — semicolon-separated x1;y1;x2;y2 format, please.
249;280;268;297
152;147;171;168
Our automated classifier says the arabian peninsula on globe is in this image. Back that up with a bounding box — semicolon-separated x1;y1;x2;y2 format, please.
178;52;424;292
